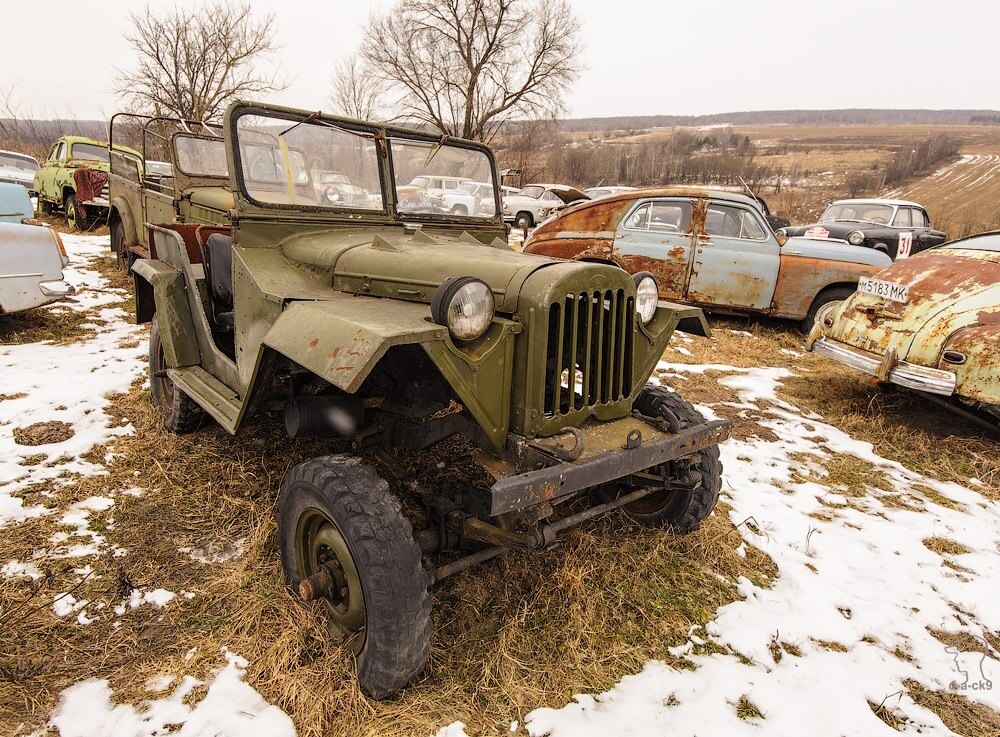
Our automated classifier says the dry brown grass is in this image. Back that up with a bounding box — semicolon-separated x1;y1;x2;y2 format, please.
922;537;973;557
1;378;778;736
906;680;1000;737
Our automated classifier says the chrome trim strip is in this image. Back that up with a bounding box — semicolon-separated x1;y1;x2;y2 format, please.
812;338;956;396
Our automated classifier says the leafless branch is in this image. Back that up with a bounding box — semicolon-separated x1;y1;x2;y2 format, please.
115;2;286;123
359;0;582;141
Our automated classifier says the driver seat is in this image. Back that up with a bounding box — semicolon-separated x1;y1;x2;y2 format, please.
200;233;235;332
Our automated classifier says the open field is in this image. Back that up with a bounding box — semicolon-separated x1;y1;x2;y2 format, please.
540;123;1000;236
2;234;997;736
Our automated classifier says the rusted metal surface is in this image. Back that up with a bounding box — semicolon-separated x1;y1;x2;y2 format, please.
527;188;886;321
489;416;731;515
815;244;1000;407
772;255;882;319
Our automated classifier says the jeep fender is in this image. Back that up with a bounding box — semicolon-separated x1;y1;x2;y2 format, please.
110;196;139;250
260;297;518;448
131;258;200;367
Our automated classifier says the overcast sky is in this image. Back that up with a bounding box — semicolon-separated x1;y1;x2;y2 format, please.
1;0;996;121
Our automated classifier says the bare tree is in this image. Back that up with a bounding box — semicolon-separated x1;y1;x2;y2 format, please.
329;54;390;121
360;0;582;141
116;2;284;122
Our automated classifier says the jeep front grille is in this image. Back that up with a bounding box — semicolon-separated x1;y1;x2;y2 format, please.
543;290;634;417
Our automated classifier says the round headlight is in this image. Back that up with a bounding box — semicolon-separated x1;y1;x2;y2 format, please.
775;227;787;238
325;187;341;203
633;272;658;324
431;277;495;342
847;230;865;246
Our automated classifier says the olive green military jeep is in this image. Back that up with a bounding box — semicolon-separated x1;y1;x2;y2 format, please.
129;102;731;698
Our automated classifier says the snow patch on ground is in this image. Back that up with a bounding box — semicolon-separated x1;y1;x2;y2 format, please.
524;362;1000;736
49;649;296;737
0;235;146;529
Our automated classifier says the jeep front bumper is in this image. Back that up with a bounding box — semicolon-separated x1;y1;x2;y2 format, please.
488;414;731;515
811;337;957;396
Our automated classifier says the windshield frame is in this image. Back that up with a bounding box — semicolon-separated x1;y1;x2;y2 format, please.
386;131;501;224
227;104;503;224
230;106;389;216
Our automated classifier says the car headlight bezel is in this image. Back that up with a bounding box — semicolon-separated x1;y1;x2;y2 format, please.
431;276;495;342
633;272;659;324
775;227;787;238
847;230;865;246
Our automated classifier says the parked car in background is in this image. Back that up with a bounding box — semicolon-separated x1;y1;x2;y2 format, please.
0;150;39;193
807;232;1000;429
317;171;371;208
502;183;590;230
144;160;174;178
0;181;34;223
408;175;470;201
584;185;635;199
779;198;946;260
0;217;74;314
35;135;142;229
524;187;891;329
439;181;497;216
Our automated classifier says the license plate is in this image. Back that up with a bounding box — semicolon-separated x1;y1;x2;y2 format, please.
857;276;908;303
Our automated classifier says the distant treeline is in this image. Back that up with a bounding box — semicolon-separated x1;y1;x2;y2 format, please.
0;118;106;159
560;109;1000;132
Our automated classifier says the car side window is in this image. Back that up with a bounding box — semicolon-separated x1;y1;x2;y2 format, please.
740;210;768;240
911;208;927;227
541;190;559;201
624;200;692;232
443;180;458;190
54;142;66;161
706;204;767;240
892;207;911;227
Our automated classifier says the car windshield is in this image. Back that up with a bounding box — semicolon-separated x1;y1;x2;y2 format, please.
820;203;894;225
235;113;383;210
174;135;228;177
940;233;1000;252
390;137;496;218
0;153;37;171
71;143;110;162
520;185;543;198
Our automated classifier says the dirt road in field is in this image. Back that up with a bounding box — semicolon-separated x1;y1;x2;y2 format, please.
886;150;1000;237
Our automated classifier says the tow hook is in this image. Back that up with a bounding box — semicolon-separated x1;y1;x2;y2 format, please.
623;429;642;449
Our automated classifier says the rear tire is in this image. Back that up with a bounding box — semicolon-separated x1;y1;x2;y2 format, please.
802;286;854;333
111;217;132;272
617;385;722;532
279;455;432;699
65;193;90;231
149;320;204;433
514;211;534;230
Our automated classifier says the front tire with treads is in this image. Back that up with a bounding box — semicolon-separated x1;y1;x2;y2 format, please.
622;384;722;532
279;455;432;699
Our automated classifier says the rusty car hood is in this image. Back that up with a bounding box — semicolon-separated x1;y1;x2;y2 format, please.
281;228;565;313
825;248;1000;362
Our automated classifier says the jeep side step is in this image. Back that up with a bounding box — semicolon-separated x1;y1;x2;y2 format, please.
167;366;241;432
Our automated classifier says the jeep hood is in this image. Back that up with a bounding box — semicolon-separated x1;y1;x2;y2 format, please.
281;228;568;313
825;248;1000;363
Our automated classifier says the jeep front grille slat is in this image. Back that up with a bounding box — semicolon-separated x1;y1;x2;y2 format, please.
544;289;634;417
